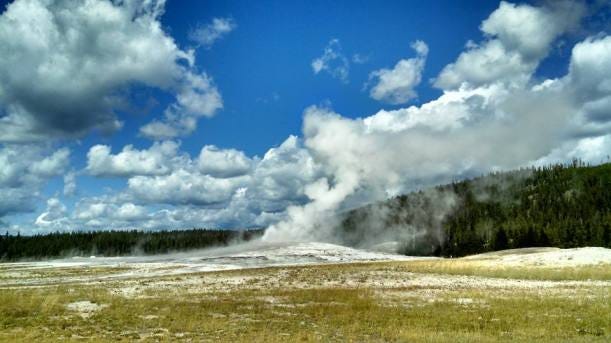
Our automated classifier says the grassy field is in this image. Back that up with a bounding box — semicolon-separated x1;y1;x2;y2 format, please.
385;259;611;281
0;259;609;342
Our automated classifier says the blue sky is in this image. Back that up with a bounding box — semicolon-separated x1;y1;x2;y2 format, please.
74;0;500;155
164;0;497;154
0;0;610;235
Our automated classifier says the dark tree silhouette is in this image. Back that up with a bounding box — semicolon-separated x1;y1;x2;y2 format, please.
0;229;263;261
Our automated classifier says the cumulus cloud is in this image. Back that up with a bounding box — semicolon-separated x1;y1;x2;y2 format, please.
548;34;611;157
128;170;248;206
81;133;319;214
63;171;77;196
139;71;223;140
0;146;70;189
35;197;68;229
74;200;147;222
116;203;148;221
65;198;149;230
198;146;253;178
124;136;320;210
19;135;323;231
434;1;585;90
567;35;611;102
86;141;183;177
63;194;257;231
250;136;321;208
0;145;69;219
535;135;611;166
311;39;350;83
30;148;71;177
189;17;237;48
368;40;428;104
0;0;221;143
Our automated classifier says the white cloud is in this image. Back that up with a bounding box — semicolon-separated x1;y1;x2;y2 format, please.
29;148;71;177
86;141;182;177
176;72;223;116
434;40;532;89
537;34;611;160
535;135;611;166
138;120;186;141
481;1;571;59
311;39;350;83
251;136;321;207
0;0;221;142
127;170;248;206
189;17;237;48
80;135;319;215
567;35;611;101
140;72;223;139
368;40;428;104
71;199;148;228
352;53;369;64
74;202;109;221
434;1;585;90
0;146;69;188
198;146;253;178
19;135;322;231
0;145;69;218
35;197;68;228
124;136;320;210
364;84;507;133
115;203;148;221
63;171;77;196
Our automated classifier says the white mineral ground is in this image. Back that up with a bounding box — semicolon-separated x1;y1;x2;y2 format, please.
0;241;423;284
462;246;611;267
0;242;609;291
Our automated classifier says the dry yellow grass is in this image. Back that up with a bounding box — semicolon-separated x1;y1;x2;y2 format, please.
0;258;609;342
388;258;611;281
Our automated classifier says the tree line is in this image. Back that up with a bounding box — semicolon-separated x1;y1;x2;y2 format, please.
0;229;263;261
339;160;611;257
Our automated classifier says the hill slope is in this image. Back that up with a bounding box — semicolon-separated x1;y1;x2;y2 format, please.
338;161;611;257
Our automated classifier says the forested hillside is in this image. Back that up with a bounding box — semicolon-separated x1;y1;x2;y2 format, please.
339;161;611;257
0;229;263;261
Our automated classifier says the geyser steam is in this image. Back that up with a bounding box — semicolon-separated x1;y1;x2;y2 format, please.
263;1;609;250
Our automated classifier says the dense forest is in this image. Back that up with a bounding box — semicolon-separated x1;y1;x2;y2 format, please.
338;160;611;257
0;229;263;261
